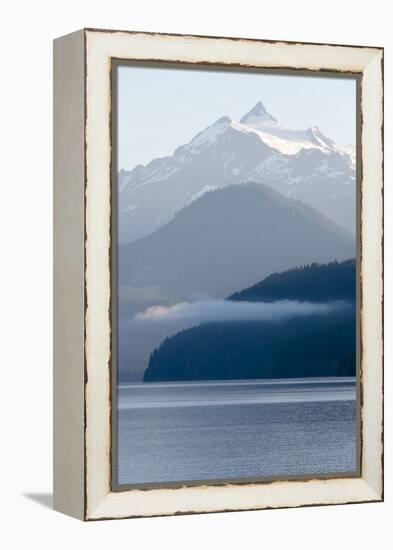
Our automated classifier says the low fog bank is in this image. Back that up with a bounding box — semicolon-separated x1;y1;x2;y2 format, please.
134;299;352;324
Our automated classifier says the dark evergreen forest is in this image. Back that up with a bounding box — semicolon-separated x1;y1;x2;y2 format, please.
144;260;356;382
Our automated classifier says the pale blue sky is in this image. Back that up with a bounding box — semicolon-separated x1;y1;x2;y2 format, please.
117;64;357;171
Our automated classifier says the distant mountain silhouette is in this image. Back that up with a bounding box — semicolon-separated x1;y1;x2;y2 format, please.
119;183;355;300
143;260;356;382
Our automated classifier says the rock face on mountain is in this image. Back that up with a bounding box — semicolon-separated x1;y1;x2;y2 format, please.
143;260;357;382
119;183;355;300
118;101;356;242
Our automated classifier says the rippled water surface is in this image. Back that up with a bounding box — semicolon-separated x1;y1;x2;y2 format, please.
117;377;357;485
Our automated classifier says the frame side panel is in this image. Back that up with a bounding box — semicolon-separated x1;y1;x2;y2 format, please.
53;29;85;520
359;52;384;498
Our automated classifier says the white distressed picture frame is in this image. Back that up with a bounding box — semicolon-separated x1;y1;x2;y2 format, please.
53;28;383;521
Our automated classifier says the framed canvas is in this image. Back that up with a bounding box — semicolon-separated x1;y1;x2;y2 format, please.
53;28;384;521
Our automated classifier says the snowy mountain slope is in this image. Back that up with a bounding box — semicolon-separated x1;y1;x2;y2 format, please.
118;101;356;242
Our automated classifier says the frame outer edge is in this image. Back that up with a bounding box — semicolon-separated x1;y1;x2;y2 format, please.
53;29;86;521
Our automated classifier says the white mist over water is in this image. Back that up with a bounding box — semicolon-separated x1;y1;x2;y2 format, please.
134;299;350;324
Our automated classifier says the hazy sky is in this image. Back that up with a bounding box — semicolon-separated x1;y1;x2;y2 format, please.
117;64;357;171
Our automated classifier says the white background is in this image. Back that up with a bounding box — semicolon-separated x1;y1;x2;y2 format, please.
1;1;391;548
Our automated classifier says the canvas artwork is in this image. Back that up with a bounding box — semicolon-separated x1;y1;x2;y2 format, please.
113;63;359;487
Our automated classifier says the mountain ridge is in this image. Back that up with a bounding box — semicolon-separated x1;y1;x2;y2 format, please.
119;183;355;300
119;101;356;242
229;258;356;303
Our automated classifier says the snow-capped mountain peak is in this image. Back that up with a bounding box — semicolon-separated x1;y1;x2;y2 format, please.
176;108;330;159
240;101;278;128
176;115;231;156
306;126;337;151
234;102;336;155
118;101;356;242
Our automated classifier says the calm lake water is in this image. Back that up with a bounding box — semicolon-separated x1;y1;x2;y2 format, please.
117;377;357;485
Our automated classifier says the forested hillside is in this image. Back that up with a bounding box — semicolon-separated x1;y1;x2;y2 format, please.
144;260;356;382
230;259;356;303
